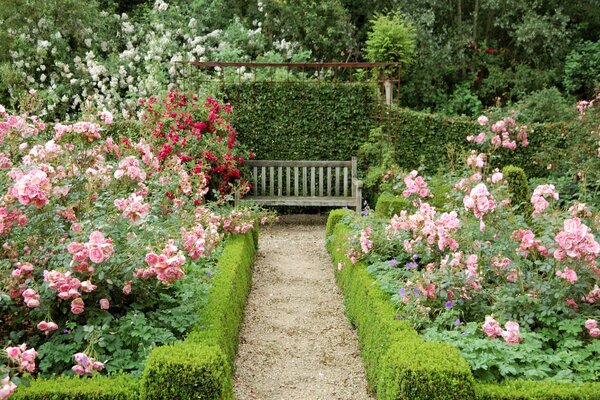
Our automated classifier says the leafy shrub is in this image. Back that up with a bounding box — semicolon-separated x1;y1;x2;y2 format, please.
502;165;531;215
563;41;600;98
364;10;417;65
443;81;483;117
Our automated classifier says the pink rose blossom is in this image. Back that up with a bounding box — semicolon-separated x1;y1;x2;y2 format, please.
70;298;85;314
585;319;597;330
482;316;503;338
477;115;489;126
556;267;578;283
99;298;110;310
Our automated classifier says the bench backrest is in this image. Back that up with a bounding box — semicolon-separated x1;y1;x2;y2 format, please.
245;158;358;198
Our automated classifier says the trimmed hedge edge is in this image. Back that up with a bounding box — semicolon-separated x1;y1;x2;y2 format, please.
326;216;474;400
141;230;257;400
326;212;600;400
13;231;258;400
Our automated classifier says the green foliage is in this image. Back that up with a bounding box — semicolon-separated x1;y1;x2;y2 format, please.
512;88;576;123
141;344;231;400
387;108;570;178
443;81;483;117
222;81;375;160
12;374;139;400
563;41;600;98
502;166;531;215
364;10;416;64
141;231;256;399
475;380;600;400
374;192;410;218
325;208;354;237
326;219;475;399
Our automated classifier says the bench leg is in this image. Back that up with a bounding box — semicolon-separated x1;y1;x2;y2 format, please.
355;184;362;213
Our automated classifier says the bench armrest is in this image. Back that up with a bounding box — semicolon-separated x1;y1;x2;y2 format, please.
353;179;363;212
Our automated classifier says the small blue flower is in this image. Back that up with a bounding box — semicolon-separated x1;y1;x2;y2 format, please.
413;288;419;296
445;300;453;308
405;261;418;269
454;318;461;327
207;270;213;277
396;314;402;320
362;209;369;216
389;258;397;267
399;288;406;296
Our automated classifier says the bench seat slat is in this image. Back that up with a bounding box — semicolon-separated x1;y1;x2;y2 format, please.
246;196;356;207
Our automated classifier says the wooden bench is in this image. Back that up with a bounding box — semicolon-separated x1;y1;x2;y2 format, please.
235;158;363;212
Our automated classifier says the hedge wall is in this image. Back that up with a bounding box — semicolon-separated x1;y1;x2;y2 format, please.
326;219;474;399
141;230;257;399
13;231;257;400
326;212;600;400
221;81;376;160
219;80;572;179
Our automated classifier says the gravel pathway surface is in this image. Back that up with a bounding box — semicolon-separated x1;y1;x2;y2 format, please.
233;223;373;400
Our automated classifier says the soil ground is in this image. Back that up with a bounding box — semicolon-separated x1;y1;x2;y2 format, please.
233;221;373;400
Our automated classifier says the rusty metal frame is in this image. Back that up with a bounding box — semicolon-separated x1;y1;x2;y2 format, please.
174;61;401;161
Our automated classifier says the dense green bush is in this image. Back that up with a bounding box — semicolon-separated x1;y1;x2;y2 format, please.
374;192;410;217
141;231;257;399
221;81;376;160
326;219;475;399
502;165;531;215
11;374;139;400
563;41;600;98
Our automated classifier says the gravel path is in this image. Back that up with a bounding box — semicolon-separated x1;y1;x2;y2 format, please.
233;223;373;400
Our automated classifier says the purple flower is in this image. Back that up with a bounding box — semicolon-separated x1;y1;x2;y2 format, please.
206;270;213;277
405;261;418;269
445;300;453;308
413;288;419;296
362;209;369;216
389;258;397;267
399;288;406;296
396;314;402;319
454;318;461;327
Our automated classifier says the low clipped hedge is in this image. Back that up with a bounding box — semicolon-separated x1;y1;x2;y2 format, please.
11;374;139;400
141;230;257;399
326;213;600;400
14;231;257;400
475;381;600;400
326;220;474;399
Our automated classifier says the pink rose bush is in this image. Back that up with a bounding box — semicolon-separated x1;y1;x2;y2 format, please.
0;96;272;391
341;111;600;382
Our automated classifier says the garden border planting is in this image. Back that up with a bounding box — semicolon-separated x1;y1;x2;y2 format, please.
326;210;600;400
11;230;257;400
326;210;475;400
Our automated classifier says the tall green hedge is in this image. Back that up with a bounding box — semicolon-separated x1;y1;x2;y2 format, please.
221;81;376;160
387;108;570;177
221;80;571;179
